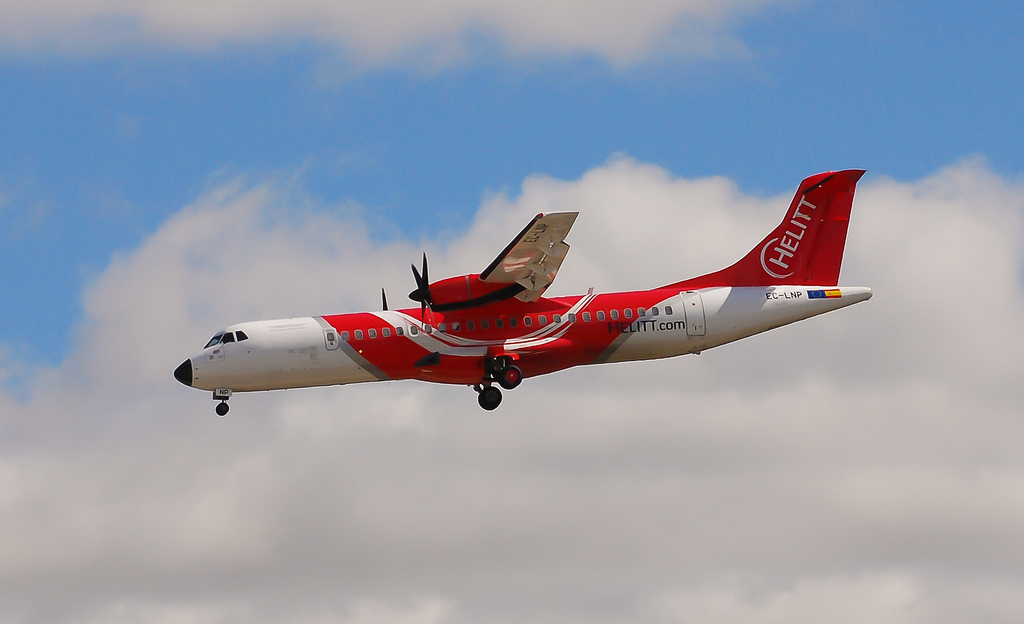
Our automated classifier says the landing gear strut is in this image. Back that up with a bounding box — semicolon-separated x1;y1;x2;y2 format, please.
213;388;232;417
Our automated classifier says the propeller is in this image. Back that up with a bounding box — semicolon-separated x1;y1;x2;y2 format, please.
409;252;432;319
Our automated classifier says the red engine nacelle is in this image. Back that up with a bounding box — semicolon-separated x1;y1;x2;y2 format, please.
419;274;523;312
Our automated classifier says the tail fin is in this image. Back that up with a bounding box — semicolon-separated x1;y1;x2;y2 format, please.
669;169;865;289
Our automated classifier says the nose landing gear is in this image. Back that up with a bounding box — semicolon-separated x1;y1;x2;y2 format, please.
213;388;232;417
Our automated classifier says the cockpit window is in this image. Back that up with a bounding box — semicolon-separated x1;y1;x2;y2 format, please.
204;332;225;349
236;330;249;341
222;332;236;344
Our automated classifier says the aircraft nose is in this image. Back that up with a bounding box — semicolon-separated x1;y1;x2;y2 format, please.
174;359;193;387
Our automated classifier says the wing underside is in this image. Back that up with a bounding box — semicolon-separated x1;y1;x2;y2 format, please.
480;212;579;302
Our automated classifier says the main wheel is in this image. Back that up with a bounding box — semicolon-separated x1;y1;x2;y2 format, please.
498;365;522;390
215;402;229;417
477;386;502;410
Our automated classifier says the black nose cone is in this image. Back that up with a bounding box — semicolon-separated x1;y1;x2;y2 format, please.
174;359;193;387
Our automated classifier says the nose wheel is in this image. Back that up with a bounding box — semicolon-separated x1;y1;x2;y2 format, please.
213;388;232;417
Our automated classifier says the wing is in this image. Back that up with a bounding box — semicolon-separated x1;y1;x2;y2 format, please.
479;212;579;302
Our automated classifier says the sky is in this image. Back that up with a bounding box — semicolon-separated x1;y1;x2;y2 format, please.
1;1;1023;622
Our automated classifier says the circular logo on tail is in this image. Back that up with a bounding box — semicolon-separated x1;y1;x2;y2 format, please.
760;238;795;279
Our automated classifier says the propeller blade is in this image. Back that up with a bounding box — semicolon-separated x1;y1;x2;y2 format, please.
408;253;433;309
410;262;425;301
420;253;432;320
408;252;434;321
411;263;422;289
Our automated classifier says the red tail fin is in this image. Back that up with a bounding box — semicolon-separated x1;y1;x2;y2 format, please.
669;169;865;289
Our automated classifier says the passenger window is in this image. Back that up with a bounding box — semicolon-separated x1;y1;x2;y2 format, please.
467;321;475;331
222;332;236;343
481;320;489;330
495;319;504;329
568;313;576;323
651;307;659;316
610;310;619;320
539;315;548;325
382;328;391;338
410;326;418;335
638;308;646;317
597;311;606;321
236;330;249;341
582;312;591;322
438;323;447;332
509;318;518;327
553;314;561;323
355;330;364;340
425;325;433;334
396;327;404;337
451;322;460;331
624;308;633;319
369;329;377;339
341;331;350;341
665;306;674;315
524;316;533;326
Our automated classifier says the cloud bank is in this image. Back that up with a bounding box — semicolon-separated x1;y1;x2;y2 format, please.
0;0;777;65
1;159;1023;623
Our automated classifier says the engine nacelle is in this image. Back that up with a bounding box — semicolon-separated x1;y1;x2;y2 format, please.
426;274;524;311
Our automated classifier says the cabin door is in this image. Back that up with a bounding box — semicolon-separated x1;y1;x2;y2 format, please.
680;291;706;337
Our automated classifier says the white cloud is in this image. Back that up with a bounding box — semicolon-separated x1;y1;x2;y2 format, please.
0;0;779;66
1;159;1023;622
646;573;1024;624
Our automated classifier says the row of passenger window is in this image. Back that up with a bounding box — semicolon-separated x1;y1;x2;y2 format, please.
339;305;675;342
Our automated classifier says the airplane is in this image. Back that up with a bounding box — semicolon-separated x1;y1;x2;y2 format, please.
174;169;871;414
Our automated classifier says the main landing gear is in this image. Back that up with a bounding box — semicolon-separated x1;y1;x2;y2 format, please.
213;388;232;417
476;384;502;410
473;356;524;410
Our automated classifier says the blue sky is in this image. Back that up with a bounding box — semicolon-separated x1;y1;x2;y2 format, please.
2;0;1022;372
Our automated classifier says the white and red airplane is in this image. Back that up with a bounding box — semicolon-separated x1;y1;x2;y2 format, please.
175;169;871;414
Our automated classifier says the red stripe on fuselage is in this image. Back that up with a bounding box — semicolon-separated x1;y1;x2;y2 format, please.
322;289;684;385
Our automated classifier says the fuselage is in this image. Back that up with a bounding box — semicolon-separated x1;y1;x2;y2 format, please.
179;285;871;393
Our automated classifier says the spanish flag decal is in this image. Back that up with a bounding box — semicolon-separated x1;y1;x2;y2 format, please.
808;289;842;299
